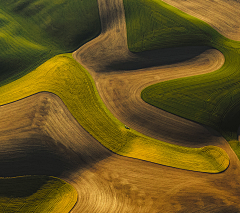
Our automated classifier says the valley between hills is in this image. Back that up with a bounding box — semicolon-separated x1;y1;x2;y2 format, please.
1;0;240;212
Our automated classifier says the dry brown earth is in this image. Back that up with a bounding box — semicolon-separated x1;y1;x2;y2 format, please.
73;0;225;147
1;0;240;212
0;92;112;177
1;92;240;212
72;0;240;211
161;0;240;41
95;49;224;147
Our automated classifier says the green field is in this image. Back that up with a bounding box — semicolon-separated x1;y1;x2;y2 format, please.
0;175;77;212
0;53;229;173
0;0;101;85
123;0;211;52
0;0;101;208
0;0;237;209
123;0;240;144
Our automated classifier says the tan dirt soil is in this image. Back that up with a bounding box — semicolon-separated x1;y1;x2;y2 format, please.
73;0;225;147
72;0;240;211
0;92;240;212
161;0;240;41
1;0;240;212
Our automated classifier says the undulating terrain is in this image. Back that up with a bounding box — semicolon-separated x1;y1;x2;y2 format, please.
1;0;240;212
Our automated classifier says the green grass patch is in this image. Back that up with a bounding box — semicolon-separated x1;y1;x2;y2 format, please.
229;140;240;161
123;0;211;52
0;175;77;212
0;0;101;85
0;53;229;173
123;0;240;141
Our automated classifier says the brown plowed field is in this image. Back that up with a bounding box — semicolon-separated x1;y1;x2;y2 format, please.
1;92;240;212
162;0;240;41
95;48;224;147
2;0;240;212
0;92;112;177
73;0;240;211
73;0;225;147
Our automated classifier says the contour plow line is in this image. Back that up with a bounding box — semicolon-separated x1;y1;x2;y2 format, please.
0;0;239;212
0;53;228;173
0;0;227;190
1;92;240;212
70;0;240;209
73;0;230;170
161;0;240;41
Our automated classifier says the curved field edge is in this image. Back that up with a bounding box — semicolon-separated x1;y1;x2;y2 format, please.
0;0;101;86
0;175;77;212
123;0;212;52
123;0;240;142
0;53;229;173
229;141;240;161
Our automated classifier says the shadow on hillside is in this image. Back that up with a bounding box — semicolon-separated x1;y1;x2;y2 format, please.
0;176;50;197
106;46;211;71
0;134;112;177
0;92;113;178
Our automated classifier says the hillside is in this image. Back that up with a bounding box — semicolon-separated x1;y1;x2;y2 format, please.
1;0;240;212
0;0;101;85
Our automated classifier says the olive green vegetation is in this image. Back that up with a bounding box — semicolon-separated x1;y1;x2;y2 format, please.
123;0;240;141
0;0;101;85
123;0;208;52
0;53;229;173
0;175;77;212
229;140;240;161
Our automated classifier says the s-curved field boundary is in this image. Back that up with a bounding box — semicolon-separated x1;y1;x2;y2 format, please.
0;53;228;173
0;0;239;213
72;0;230;172
136;0;240;145
0;92;239;212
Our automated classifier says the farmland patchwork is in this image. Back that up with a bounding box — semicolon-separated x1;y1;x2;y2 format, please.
1;0;240;211
123;0;240;157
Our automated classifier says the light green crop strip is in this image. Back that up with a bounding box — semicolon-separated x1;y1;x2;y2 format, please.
0;53;229;173
0;175;77;213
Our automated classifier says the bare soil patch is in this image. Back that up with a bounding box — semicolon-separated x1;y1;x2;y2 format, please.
1;0;239;211
96;48;224;147
73;0;225;147
161;0;240;41
71;0;240;211
1;92;240;212
0;92;111;177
